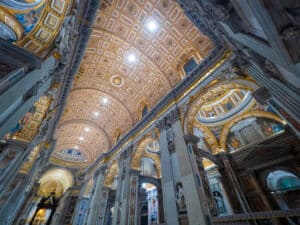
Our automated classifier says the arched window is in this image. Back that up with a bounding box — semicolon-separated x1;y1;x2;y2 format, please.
267;170;300;192
116;133;120;142
183;57;197;75
142;105;148;118
114;129;121;144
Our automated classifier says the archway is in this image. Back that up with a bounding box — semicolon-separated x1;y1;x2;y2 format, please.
266;170;300;210
267;170;300;192
138;177;163;225
27;168;74;225
131;137;161;178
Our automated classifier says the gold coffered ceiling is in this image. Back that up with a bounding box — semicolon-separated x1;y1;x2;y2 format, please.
53;0;213;166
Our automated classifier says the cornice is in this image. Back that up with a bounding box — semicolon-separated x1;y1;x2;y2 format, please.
46;0;100;142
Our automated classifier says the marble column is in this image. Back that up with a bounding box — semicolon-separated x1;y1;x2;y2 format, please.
50;189;71;225
0;139;28;194
248;171;280;225
187;136;218;218
86;165;107;225
103;189;115;225
219;153;252;213
97;187;110;225
157;113;180;225
112;149;132;225
157;107;212;225
118;146;134;225
71;181;90;225
172;109;212;224
13;183;40;225
157;187;165;224
2;140;51;225
0;138;49;225
127;169;140;225
244;55;300;135
0;57;56;139
176;132;215;224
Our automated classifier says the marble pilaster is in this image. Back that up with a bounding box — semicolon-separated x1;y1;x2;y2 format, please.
173;129;212;225
127;169;140;225
244;54;300;136
157;115;180;225
157;107;212;225
86;165;107;225
219;153;252;214
190;143;219;217
97;187;110;225
0;139;28;194
118;146;134;225
111;150;132;225
71;182;90;225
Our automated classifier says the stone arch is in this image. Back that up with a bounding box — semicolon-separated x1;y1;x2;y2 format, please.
219;111;284;151
131;136;161;178
193;122;220;153
185;78;259;132
184;78;260;153
259;166;300;191
139;176;161;188
38;168;74;197
266;170;300;192
199;150;221;168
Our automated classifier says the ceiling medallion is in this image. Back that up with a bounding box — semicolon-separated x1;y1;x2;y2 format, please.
110;75;124;87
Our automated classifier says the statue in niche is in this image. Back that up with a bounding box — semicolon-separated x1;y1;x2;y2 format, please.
213;191;225;215
175;182;186;213
55;4;78;58
165;115;174;145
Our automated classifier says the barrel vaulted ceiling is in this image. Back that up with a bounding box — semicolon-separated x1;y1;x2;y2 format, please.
53;0;213;166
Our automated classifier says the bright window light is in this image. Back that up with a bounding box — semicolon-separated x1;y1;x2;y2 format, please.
146;19;159;33
127;53;137;63
102;97;108;105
